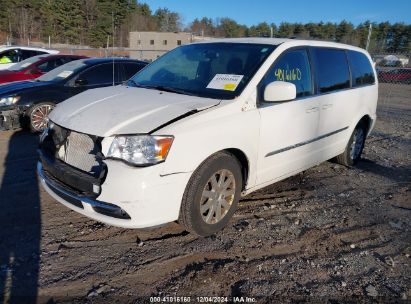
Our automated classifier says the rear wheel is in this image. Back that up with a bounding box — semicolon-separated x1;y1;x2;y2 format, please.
178;151;243;236
27;102;55;133
335;121;367;166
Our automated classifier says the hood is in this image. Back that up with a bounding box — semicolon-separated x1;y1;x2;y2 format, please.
0;71;25;84
0;70;15;76
0;80;51;96
49;85;221;137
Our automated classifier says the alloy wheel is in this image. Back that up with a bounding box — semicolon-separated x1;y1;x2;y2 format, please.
30;104;54;131
200;169;236;224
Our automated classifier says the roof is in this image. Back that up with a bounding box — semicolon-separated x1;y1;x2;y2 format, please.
83;57;147;65
0;45;59;54
38;54;86;60
194;37;368;53
195;37;292;45
384;54;409;60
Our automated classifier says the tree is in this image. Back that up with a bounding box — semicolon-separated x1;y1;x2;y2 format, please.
53;0;83;44
374;22;390;52
0;0;43;42
138;3;151;16
189;17;215;36
305;22;323;39
217;18;246;37
321;22;337;40
386;23;410;53
293;23;308;38
248;22;271;37
277;22;295;38
154;8;181;32
355;21;378;50
336;20;354;43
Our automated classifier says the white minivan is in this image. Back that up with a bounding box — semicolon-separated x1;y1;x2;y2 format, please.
38;38;378;236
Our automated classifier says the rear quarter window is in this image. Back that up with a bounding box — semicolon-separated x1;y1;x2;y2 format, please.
21;50;44;60
312;48;350;93
123;63;146;79
0;49;20;63
347;50;375;86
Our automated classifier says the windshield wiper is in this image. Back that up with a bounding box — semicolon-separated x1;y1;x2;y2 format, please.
127;79;139;87
128;82;196;96
147;85;197;96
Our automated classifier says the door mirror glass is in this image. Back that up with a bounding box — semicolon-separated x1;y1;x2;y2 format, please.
264;81;296;102
74;79;88;86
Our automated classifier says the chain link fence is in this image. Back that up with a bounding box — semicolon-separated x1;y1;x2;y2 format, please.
370;53;410;114
53;47;167;62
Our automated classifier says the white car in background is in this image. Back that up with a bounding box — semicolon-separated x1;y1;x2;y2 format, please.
38;38;378;236
0;46;59;70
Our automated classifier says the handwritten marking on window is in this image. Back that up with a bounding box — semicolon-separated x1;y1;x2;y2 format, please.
275;67;302;81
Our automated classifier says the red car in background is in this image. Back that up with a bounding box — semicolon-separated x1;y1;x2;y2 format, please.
0;54;87;84
378;68;411;84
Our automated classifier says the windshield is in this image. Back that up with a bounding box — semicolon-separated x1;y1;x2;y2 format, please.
129;43;276;99
37;59;87;82
8;55;46;71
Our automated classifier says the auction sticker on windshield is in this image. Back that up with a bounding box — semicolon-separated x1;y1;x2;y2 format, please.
57;71;73;78
206;74;244;91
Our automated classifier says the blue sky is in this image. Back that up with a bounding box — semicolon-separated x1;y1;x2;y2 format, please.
140;0;411;27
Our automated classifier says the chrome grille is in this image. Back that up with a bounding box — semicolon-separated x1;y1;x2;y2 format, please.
62;131;100;173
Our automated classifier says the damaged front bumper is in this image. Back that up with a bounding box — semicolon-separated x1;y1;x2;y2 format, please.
37;161;132;220
0;107;22;131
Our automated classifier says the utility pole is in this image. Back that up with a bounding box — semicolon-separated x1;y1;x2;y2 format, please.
270;26;273;38
8;20;12;45
112;11;115;86
106;35;109;57
366;23;372;51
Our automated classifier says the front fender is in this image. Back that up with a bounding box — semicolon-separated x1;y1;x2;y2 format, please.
158;106;260;189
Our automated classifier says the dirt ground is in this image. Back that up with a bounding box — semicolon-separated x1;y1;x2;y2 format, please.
0;83;410;303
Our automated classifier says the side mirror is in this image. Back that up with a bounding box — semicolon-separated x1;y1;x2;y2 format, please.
264;81;296;102
74;79;88;87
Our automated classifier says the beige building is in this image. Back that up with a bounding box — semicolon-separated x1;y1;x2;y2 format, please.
129;31;193;61
129;31;214;61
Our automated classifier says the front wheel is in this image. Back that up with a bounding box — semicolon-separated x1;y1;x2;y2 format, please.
27;102;55;133
335;122;367;166
178;151;243;236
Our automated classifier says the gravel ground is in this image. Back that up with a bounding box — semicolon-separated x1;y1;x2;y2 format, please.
0;83;410;303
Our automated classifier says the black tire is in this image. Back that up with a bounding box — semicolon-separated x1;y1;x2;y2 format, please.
26;102;55;133
178;151;243;236
335;121;367;166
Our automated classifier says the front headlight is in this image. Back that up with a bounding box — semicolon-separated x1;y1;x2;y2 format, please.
0;95;20;106
107;135;174;165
